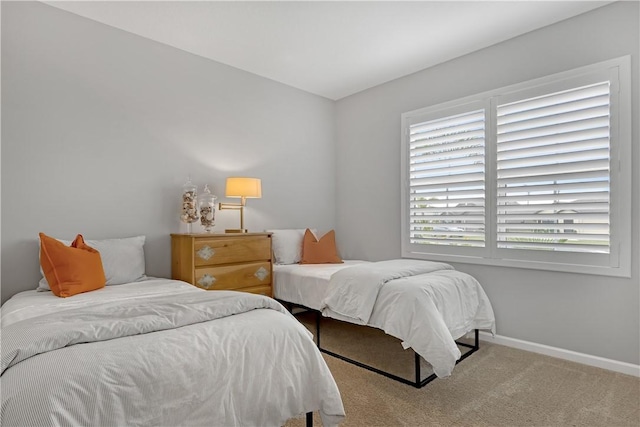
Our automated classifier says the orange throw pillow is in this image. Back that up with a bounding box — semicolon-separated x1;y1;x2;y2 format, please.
39;233;106;297
300;229;343;264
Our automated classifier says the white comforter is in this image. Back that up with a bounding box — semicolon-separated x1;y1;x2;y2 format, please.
322;259;454;324
321;260;496;378
1;279;345;426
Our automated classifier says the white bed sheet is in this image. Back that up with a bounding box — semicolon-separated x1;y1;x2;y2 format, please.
1;279;345;426
273;260;370;310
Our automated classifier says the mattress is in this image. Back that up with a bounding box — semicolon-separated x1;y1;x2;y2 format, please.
1;278;345;426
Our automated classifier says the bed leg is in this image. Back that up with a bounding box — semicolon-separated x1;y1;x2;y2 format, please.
315;311;321;347
474;329;479;350
306;411;313;427
414;352;421;386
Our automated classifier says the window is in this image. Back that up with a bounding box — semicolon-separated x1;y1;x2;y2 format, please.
401;57;631;277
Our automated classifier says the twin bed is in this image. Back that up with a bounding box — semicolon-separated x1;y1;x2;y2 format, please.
1;244;345;427
273;258;496;387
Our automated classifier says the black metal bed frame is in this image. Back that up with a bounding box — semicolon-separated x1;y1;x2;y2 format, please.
279;300;480;389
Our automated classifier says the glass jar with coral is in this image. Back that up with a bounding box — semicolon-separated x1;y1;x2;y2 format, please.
198;184;217;233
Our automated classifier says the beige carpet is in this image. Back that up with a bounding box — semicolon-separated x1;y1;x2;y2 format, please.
285;313;640;427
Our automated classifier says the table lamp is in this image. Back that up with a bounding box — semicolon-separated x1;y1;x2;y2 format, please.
218;177;262;233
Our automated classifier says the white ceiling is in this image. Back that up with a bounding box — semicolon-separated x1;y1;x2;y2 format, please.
45;1;613;100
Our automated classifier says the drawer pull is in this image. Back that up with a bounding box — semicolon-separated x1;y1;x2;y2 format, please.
254;266;269;281
197;246;215;261
197;274;217;289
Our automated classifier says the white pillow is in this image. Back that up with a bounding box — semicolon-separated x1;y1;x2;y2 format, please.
266;229;316;265
37;235;147;291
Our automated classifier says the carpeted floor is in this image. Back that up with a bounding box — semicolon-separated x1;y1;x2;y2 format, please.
285;313;640;427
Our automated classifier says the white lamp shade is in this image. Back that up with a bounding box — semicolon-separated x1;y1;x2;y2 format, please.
225;177;262;198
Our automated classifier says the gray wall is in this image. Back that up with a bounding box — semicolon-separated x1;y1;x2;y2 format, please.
335;1;639;365
1;1;336;303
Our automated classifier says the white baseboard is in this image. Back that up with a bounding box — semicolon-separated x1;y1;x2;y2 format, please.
477;331;640;378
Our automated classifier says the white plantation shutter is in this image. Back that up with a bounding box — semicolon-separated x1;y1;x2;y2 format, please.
408;109;485;247
402;57;630;276
496;82;611;253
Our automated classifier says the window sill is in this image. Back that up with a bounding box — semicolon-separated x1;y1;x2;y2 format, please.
402;249;631;278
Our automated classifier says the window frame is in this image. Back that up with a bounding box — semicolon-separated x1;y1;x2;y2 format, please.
400;56;632;277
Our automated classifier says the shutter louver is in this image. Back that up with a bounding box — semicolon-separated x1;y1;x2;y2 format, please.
496;81;610;253
409;110;485;247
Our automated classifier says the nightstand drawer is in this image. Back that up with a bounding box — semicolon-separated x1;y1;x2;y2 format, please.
194;261;271;291
194;238;270;267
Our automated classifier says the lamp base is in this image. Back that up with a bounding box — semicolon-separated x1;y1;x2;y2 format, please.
225;229;248;233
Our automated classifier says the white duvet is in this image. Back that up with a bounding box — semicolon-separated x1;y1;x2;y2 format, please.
0;279;345;426
322;259;455;324
320;260;495;378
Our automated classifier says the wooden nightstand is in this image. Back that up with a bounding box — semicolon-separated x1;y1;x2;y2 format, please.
171;233;273;297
